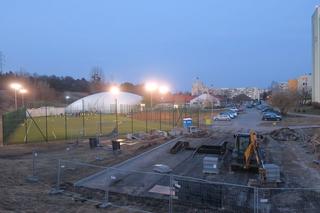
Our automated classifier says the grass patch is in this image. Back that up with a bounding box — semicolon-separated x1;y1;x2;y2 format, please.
7;114;172;144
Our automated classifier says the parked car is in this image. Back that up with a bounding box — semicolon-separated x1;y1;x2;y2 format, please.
221;112;235;119
227;110;238;117
229;107;239;112
246;104;253;108
213;114;231;121
262;113;282;121
263;109;281;116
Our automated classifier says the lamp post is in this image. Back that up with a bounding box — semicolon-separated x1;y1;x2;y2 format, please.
145;82;158;109
19;88;27;107
64;95;70;140
65;95;70;105
10;83;22;110
159;85;169;130
110;86;120;137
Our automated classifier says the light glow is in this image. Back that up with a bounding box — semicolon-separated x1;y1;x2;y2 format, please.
19;88;27;94
10;83;22;90
159;85;169;94
110;86;120;95
145;82;158;92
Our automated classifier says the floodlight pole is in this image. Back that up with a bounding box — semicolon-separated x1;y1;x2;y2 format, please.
14;89;18;110
115;98;118;137
21;93;25;107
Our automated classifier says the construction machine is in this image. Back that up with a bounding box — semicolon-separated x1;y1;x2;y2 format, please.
231;130;280;185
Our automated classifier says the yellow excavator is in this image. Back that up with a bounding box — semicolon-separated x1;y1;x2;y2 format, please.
231;130;268;183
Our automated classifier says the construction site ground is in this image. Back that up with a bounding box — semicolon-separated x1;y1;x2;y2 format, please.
1;108;320;212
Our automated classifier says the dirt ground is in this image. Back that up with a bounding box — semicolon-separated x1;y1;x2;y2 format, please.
259;114;320;127
2;113;320;212
0;136;169;213
264;127;320;188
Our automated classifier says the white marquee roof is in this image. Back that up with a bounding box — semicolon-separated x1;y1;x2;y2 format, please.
66;91;142;113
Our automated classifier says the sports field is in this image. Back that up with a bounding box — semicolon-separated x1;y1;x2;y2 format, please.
7;114;173;144
4;109;218;144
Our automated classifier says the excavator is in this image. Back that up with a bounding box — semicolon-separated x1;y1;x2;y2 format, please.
231;130;273;184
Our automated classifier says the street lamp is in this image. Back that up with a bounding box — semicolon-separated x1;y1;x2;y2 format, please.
158;85;169;130
10;83;22;110
65;95;70;105
159;85;169;96
19;88;28;107
110;86;120;137
145;82;158;108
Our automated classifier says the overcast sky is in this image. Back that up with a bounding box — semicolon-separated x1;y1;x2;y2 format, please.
0;0;318;91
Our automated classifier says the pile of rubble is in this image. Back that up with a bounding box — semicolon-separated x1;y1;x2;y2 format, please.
270;128;302;141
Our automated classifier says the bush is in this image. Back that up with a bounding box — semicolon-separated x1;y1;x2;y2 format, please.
312;102;320;109
271;91;299;115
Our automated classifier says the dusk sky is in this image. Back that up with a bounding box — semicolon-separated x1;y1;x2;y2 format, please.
0;0;318;91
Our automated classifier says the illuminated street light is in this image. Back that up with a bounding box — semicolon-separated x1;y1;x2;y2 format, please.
10;83;22;110
19;88;28;107
10;83;22;90
110;86;120;137
145;82;158;108
110;86;120;95
159;85;169;95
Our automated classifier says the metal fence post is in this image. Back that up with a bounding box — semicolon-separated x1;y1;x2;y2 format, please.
172;107;174;128
169;174;173;213
145;108;148;133
45;106;48;142
64;111;67;140
82;99;85;137
254;187;258;213
198;108;200;128
57;159;61;190
131;109;134;134
99;110;102;136
26;150;39;182
160;107;162;130
25;118;28;143
99;168;110;208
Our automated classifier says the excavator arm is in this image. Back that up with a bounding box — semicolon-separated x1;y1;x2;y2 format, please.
243;130;263;169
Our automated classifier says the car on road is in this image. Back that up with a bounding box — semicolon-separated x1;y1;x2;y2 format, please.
213;114;231;121
229;107;239;112
152;164;172;173
221;111;235;119
263;109;281;116
262;113;282;121
227;110;238;117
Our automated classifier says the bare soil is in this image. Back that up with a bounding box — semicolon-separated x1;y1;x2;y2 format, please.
0;136;168;213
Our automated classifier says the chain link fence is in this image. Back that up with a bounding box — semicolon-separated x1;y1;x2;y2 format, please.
18;144;320;213
53;160;320;213
2;103;220;145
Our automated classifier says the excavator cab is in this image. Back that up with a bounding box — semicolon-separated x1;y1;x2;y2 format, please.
233;133;250;160
231;130;263;172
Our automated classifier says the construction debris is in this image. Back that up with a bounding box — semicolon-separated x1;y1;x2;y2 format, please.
170;141;190;154
270;128;302;141
203;156;219;174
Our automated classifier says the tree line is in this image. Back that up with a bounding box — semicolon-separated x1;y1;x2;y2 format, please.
0;71;147;107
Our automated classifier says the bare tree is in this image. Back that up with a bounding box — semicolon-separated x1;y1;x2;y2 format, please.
271;91;299;115
89;66;105;93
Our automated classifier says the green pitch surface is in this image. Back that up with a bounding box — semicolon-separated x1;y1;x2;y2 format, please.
7;114;172;144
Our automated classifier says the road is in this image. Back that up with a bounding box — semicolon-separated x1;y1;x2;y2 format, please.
74;108;320;196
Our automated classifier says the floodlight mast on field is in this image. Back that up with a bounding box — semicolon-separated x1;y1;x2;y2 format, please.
10;83;22;110
64;96;70;140
19;88;27;107
110;86;120;137
145;82;158;109
159;85;169;130
65;95;70;105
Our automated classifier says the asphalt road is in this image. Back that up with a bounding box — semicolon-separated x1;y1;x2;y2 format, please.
74;108;320;195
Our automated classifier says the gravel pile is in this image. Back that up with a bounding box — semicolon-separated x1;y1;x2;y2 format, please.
270;128;302;141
